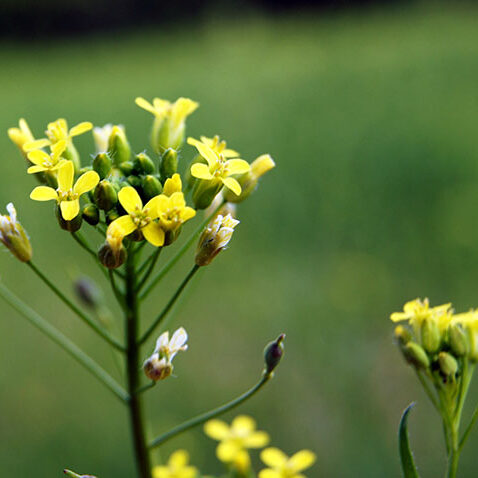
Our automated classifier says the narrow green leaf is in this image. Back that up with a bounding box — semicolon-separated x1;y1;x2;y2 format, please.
399;402;420;478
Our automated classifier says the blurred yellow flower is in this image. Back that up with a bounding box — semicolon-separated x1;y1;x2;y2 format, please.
30;161;99;220
8;118;35;152
152;450;197;478
190;135;239;158
204;415;269;463
107;186;164;246
259;448;316;478
157;192;196;232
163;173;183;196
188;137;250;196
26;140;67;174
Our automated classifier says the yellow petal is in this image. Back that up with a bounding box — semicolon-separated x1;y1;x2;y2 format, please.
74;171;100;196
169;449;189;467
261;448;288;468
217;440;241;463
57;161;74;191
181;207;196;222
243;431;270;448
163;173;182;196
191;163;213;180
108;215;137;238
170;192;186;209
69;121;93;137
30;186;58;201
251;154;275;178
60;199;80;221
288;450;316;472
144;196;161;219
152;465;169;478
23;139;51;151
193;141;217;167
232;415;256;434
171;97;199;126
142;223;165;247
27;149;50;166
118;186;143;214
223;148;240;158
135;97;158;116
390;312;409;322
225;159;250;175
222;177;241;196
51;139;67;160
204;419;230;440
258;470;282;478
27;165;47;174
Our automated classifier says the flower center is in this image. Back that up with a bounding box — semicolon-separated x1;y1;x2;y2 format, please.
57;189;78;201
131;208;151;229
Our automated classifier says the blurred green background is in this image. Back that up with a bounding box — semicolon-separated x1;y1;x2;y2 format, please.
1;3;478;477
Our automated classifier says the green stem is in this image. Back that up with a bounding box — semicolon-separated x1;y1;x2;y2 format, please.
27;261;124;351
136;381;157;395
109;270;126;310
416;370;441;412
149;372;272;449
459;403;478;452
137;248;162;292
140;203;224;300
124;245;153;478
0;281;128;402
447;423;460;478
139;265;200;345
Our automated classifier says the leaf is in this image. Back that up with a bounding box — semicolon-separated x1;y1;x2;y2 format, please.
398;403;420;478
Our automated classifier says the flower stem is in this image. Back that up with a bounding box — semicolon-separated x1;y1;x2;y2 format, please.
149;372;272;450
124;245;152;478
27;261;125;351
139;265;200;345
136;248;162;293
0;281;129;402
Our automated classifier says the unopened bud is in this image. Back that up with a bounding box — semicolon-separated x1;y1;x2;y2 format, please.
142;175;163;201
160;148;178;180
94;180;118;211
438;351;458;377
106;209;120;225
264;333;285;375
0;203;33;262
56;206;82;232
93;152;112;179
127;175;142;188
394;325;411;346
448;323;468;357
195;213;239;266
134;152;155;175
401;342;430;370
98;233;126;269
421;318;441;353
108;125;131;164
119;161;134;176
73;276;102;309
82;204;100;226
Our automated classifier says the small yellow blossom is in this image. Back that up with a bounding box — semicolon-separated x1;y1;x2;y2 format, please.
26;140;67;174
152;450;197;478
0;203;32;262
189;137;250;196
156;192;196;232
8;118;35;152
259;448;316;478
163;173;183;196
24;118;93;151
189;135;239;158
204;415;269;463
144;327;188;381
30;161;99;221
107;187;164;247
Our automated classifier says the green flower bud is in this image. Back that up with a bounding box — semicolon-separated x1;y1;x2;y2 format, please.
94;180;118;211
160;148;178;180
93;152;112;179
421;318;441;353
98;239;126;269
192;178;223;210
438;351;458;377
108;125;131;165
0;203;33;262
133;152;155;175
119;161;134;176
264;333;285;375
56;206;82;232
465;325;478;361
448;323;468;357
62;144;81;172
142;175;163;201
401;342;430;370
106;209;120;225
127;175;142;188
82;204;100;226
394;325;412;346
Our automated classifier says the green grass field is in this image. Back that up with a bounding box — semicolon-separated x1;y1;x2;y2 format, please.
1;4;478;476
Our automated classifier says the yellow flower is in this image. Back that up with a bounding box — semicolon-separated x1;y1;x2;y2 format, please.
26;140;67;174
189;137;250;196
259;448;316;478
8;118;35;152
152;450;197;478
107;186;164;247
24;118;93;151
30;161;99;221
163;173;183;196
135;96;198;151
189;135;239;158
204;415;269;463
156;192;196;232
